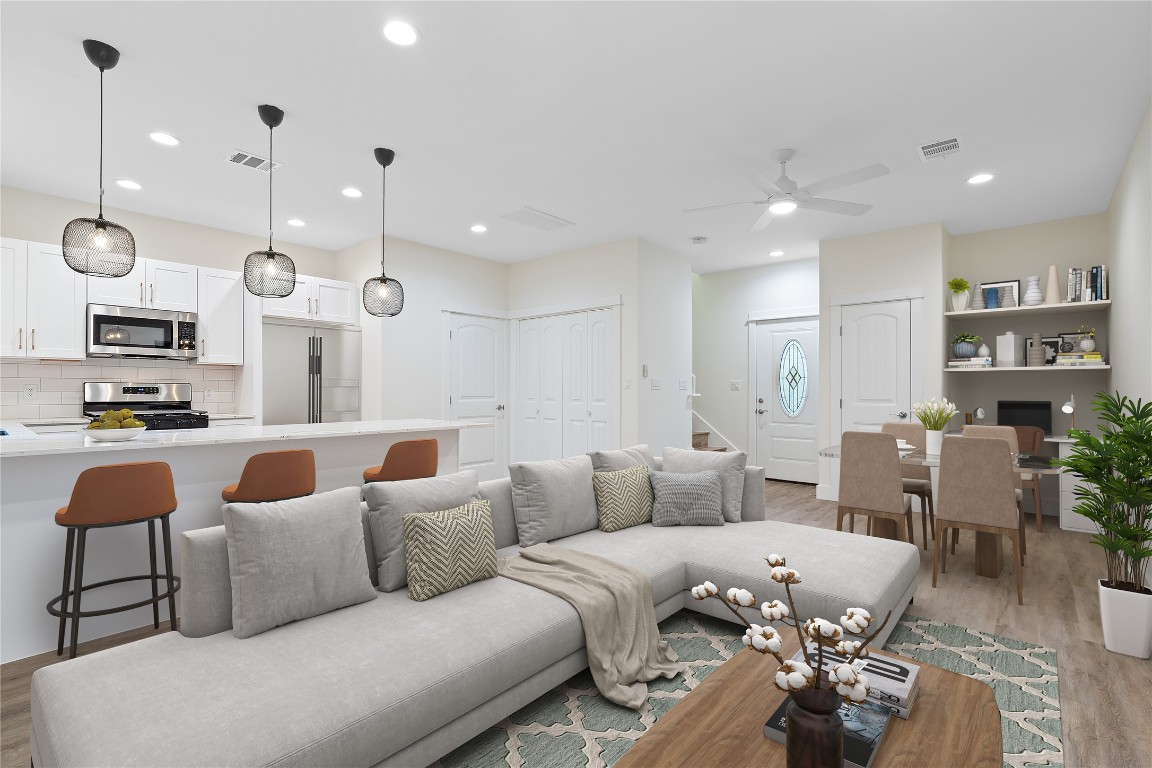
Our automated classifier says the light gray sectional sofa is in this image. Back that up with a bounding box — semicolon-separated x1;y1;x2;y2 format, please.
29;458;920;768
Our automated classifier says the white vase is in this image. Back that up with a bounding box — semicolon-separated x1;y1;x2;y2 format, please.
1023;276;1044;306
1080;338;1096;352
1044;265;1062;304
971;285;985;310
1099;580;1152;658
950;291;970;312
977;343;991;357
924;429;944;456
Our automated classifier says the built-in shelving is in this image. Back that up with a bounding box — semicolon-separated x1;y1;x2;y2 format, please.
944;300;1110;319
943;365;1110;372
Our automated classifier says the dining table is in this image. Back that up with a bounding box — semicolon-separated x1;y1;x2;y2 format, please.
819;443;1062;578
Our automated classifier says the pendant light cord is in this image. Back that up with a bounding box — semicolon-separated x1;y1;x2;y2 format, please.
380;164;387;276
97;67;104;219
268;124;274;251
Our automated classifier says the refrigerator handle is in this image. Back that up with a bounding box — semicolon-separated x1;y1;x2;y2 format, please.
307;336;315;424
316;336;323;423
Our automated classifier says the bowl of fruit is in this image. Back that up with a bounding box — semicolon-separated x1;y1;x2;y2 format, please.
85;409;148;442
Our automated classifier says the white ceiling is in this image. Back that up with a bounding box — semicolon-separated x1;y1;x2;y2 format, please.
2;1;1149;273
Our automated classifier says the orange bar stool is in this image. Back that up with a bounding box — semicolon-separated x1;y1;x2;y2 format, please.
222;449;316;503
47;462;180;659
363;439;438;483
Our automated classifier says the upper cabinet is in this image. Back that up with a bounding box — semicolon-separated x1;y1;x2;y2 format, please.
86;258;197;313
263;274;359;327
1;238;86;359
196;268;245;365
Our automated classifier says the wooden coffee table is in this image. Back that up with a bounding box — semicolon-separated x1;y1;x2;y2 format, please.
616;634;1001;768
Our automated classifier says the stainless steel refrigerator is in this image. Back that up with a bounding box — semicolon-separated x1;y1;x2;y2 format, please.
262;321;362;425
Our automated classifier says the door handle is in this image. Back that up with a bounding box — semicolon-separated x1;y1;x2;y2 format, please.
139;282;144;305
891;411;909;419
308;297;313;315
17;327;22;350
757;398;764;404
30;328;35;350
201;338;206;356
149;284;154;306
496;404;505;411
757;408;766;415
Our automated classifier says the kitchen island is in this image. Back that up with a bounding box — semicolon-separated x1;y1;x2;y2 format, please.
0;419;471;662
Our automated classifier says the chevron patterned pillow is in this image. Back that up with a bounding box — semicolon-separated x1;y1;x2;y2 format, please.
593;465;654;532
403;500;498;602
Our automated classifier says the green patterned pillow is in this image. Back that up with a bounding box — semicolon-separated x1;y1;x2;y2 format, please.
593;465;654;532
403;500;497;601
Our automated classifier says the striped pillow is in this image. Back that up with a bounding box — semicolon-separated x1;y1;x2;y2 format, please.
593;465;653;532
403;500;497;601
650;470;725;527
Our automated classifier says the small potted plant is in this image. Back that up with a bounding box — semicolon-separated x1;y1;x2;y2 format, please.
913;397;958;456
947;278;971;312
951;332;981;359
1055;391;1152;658
1076;325;1097;353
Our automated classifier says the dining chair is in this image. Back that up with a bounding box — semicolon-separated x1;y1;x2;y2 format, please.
1010;425;1047;532
881;422;935;549
836;431;915;546
959;425;1028;557
933;436;1025;605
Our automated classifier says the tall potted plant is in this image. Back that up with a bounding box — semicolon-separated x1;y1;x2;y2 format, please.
1055;391;1152;658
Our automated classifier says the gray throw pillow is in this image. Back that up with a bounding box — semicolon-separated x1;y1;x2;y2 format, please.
650;470;724;527
588;444;657;473
363;470;480;591
593;465;654;532
662;447;748;522
222;487;378;639
404;500;498;601
508;455;597;546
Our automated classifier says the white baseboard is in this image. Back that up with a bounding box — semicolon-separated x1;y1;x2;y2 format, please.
816;483;837;501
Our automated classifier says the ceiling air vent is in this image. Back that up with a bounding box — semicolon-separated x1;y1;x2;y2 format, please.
224;150;281;173
502;206;575;231
916;135;964;162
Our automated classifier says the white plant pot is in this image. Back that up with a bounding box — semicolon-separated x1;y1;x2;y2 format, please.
924;429;944;457
950;291;970;312
1098;580;1152;659
1080;338;1096;353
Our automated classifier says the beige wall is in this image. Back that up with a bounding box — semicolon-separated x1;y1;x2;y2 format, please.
637;239;693;451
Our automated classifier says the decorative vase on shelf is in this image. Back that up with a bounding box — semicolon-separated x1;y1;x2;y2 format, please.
1044;265;1063;304
1001;284;1017;308
986;288;1000;309
952;342;977;358
785;687;844;768
950;291;970;312
1080;337;1097;353
925;429;944;456
1023;276;1044;306
971;285;985;310
977;343;991;358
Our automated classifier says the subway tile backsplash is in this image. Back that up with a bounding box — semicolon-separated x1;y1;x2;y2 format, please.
0;358;238;420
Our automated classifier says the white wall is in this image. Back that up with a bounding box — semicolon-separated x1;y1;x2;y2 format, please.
1107;101;1152;403
335;235;509;421
637;239;693;450
692;259;819;452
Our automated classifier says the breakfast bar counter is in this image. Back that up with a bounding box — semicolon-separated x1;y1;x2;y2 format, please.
0;419;472;662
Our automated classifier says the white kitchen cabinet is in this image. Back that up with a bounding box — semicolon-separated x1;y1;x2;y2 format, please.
263;275;359;326
86;258;197;312
196;268;245;365
1;239;86;360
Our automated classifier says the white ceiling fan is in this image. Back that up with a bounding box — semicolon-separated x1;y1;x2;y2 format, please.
685;149;890;231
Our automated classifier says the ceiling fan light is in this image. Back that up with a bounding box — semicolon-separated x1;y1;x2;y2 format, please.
967;173;995;185
768;200;798;214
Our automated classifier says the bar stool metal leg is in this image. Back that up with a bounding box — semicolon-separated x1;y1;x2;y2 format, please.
161;514;177;631
56;528;75;656
148;519;159;630
69;528;88;659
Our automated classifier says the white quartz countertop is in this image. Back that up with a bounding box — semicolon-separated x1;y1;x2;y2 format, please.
207;414;255;420
0;419;475;458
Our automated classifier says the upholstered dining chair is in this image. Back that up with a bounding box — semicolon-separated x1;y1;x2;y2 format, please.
881;422;935;549
934;435;1025;605
836;431;915;546
363;439;439;483
1010;425;1047;532
960;425;1028;557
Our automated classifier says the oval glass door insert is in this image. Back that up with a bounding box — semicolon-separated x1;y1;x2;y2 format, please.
778;339;808;417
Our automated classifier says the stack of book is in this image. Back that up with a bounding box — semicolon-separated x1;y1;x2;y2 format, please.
794;645;923;719
948;356;992;369
1066;266;1108;302
1054;352;1105;367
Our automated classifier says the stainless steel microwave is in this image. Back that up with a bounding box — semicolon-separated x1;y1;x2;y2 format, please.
86;304;198;359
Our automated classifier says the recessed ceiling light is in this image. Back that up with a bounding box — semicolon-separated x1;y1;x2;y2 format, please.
967;173;995;185
342;187;363;198
382;21;420;46
769;250;784;257
149;132;180;146
115;179;142;190
287;219;306;227
470;224;488;233
768;200;797;214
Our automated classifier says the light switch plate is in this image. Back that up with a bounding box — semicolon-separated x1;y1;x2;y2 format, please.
651;378;661;390
730;380;741;391
624;378;632;390
679;378;689;391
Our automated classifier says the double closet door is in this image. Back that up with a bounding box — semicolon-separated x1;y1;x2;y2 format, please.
515;308;620;462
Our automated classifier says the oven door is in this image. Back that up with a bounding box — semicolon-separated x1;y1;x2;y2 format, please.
87;305;198;359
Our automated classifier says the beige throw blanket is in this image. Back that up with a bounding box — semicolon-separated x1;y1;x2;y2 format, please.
498;543;684;710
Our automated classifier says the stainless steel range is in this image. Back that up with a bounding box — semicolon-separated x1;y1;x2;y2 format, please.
83;382;209;430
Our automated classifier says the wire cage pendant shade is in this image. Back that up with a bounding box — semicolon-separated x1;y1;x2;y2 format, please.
244;104;297;298
363;147;405;317
62;39;136;278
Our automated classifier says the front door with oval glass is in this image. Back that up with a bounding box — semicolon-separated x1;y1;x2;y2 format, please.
754;318;819;483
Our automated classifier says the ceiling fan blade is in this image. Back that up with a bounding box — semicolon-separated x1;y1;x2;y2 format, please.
799;163;890;197
683;200;763;214
741;168;783;196
800;197;873;216
749;207;776;231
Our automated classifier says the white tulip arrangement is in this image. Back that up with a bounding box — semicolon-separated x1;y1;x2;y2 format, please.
690;554;891;702
912;397;958;431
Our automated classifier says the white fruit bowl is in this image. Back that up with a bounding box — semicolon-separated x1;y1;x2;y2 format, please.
84;427;147;442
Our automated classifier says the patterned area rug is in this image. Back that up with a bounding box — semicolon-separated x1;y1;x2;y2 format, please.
432;610;1062;768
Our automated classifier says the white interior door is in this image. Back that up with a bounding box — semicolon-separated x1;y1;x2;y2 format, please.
840;301;912;435
754;318;819;483
539;314;564;460
447;313;508;480
586;309;621;453
516;318;542;462
561;312;590;457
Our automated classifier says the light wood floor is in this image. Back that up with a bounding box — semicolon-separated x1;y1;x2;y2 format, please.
2;482;1149;768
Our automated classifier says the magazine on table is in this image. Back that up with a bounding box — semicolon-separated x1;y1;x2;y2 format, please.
764;696;893;768
792;645;921;716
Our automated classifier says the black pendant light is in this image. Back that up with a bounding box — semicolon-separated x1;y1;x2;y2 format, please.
243;104;296;297
62;40;136;278
362;147;404;317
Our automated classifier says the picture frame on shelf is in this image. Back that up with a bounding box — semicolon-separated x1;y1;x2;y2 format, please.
1026;335;1061;364
982;279;1021;308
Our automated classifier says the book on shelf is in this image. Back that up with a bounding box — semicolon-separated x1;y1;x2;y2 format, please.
1066;265;1109;302
947;362;992;369
949;357;992;365
1056;352;1102;361
1054;360;1107;366
764;696;893;768
792;645;922;715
